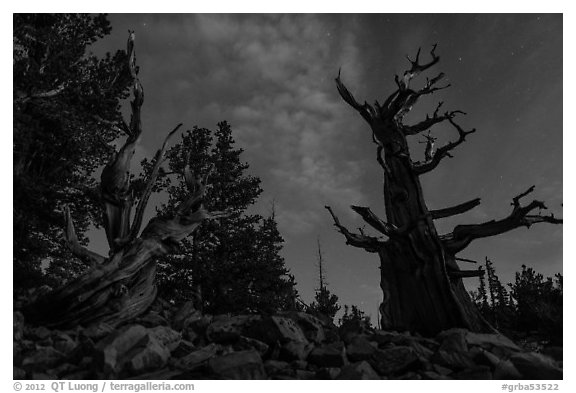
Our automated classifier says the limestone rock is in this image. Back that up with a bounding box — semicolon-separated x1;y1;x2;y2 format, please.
52;332;77;355
264;360;290;375
431;349;476;371
82;322;114;341
14;312;24;341
438;328;468;353
172;301;201;330
208;350;266;379
452;365;492;379
315;367;342;379
249;316;309;345
281;312;326;344
235;336;269;357
21;347;65;371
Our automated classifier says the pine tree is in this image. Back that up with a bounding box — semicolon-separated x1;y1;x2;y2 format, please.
14;14;132;288
155;122;297;313
308;239;340;321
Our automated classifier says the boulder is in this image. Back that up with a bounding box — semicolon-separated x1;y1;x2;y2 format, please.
82;322;114;341
315;367;342;379
32;326;51;340
465;332;521;352
172;301;201;330
281;312;326;344
295;369;317;379
437;328;468;353
95;324;149;374
136;312;169;327
206;315;261;343
452;365;492;379
208;350;266;379
235;336;269;357
264;360;290;375
431;349;476;371
52;332;77;355
171;340;195;358
21;347;66;371
280;341;314;361
308;342;346;368
509;352;562;380
249;316;309;345
122;334;170;376
346;336;376;362
149;326;182;352
177;343;221;370
369;346;419;376
14;312;24;341
493;359;523;379
13;366;26;379
337;361;380;380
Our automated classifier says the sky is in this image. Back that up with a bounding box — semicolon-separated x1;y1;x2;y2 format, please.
88;14;562;321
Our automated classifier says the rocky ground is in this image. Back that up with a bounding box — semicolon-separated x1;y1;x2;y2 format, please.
13;298;563;380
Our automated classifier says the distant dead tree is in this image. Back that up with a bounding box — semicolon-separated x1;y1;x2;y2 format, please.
326;45;562;335
25;32;228;328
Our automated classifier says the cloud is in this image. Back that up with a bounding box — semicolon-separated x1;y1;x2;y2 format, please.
142;14;368;234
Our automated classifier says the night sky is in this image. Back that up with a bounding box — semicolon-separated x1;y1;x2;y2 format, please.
89;14;562;320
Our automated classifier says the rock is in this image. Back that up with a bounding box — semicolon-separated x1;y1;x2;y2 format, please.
137;312;169;327
438;328;468;353
421;371;451;380
206;315;261;343
52;332;77;355
264;360;290;375
291;359;309;370
308;342;346;368
172;301;201;330
32;326;51;340
542;346;563;362
149;326;181;352
409;341;434;360
208;350;266;379
493;359;523;379
14;312;24;341
13;366;26;379
235;336;269;357
431;349;476;371
128;368;183;380
453;365;492;379
295;369;316;379
47;362;77;378
397;371;422;379
346;336;376;362
465;332;521;352
95;324;149;374
171;340;196;358
123;334;170;375
280;341;314;361
21;347;65;371
369;346;419;376
249;316;309;345
432;364;453;376
281;312;326;344
315;367;341;379
509;352;563;380
82;322;114;341
177;343;221;370
337;361;380;379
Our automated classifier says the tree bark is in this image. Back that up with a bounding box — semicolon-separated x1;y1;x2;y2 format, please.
329;45;562;336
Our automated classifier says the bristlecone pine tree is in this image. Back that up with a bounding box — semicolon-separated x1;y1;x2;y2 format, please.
24;32;228;328
326;45;562;335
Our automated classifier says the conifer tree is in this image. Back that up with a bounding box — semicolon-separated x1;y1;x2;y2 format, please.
308;239;340;321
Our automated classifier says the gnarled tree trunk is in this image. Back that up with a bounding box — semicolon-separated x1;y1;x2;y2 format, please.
24;32;228;328
327;46;562;336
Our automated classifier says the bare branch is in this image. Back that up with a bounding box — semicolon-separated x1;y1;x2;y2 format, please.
403;101;465;136
441;187;562;254
325;206;383;252
128;123;183;241
335;69;375;124
400;44;440;89
430;198;481;219
413;117;476;175
63;205;106;266
455;257;478;264
16;84;66;104
350;205;398;237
